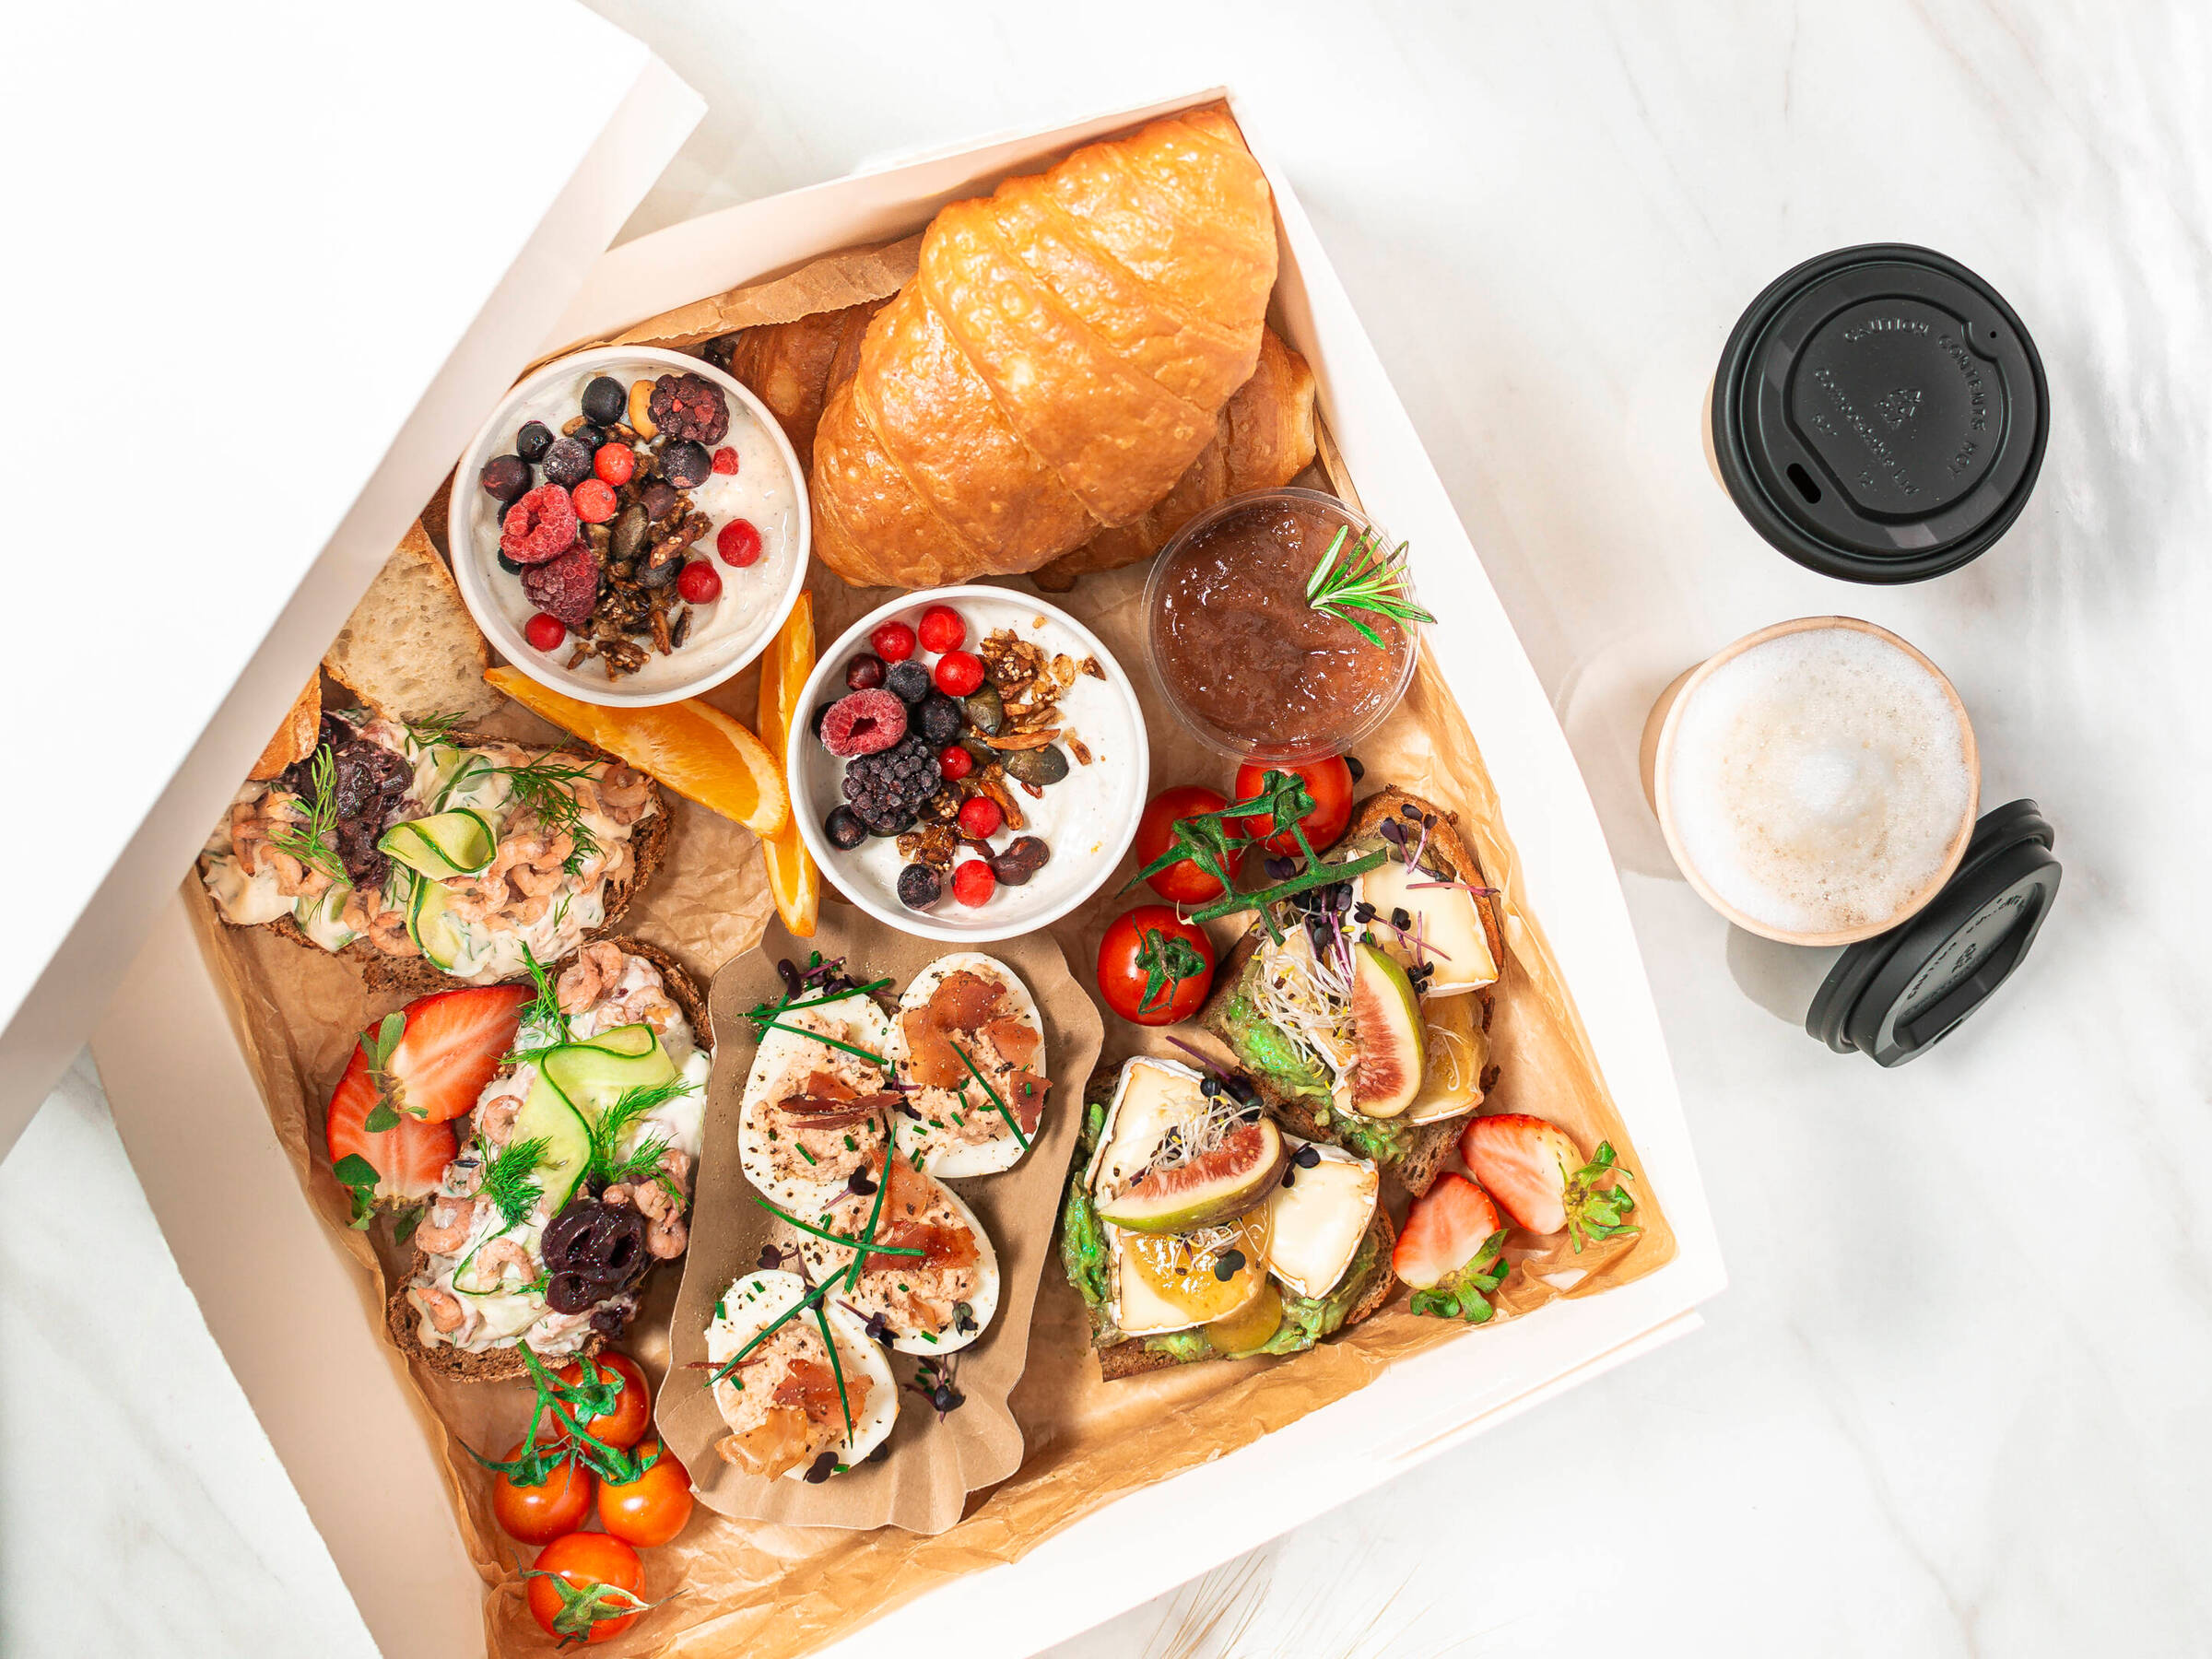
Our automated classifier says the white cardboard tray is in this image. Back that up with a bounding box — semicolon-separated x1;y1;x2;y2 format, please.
94;83;1724;1659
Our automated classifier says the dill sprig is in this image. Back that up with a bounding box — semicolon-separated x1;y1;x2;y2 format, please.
505;943;571;1062
405;711;471;748
1304;526;1436;651
268;746;348;885
480;1134;552;1227
498;752;605;876
588;1075;693;1190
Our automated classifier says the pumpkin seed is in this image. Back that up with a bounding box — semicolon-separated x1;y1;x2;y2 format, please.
611;503;649;564
1001;743;1069;787
961;686;1004;735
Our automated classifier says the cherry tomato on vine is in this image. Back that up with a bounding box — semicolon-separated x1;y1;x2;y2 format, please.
1230;757;1355;853
535;1351;651;1450
490;1441;595;1544
1097;906;1217;1026
596;1438;694;1547
1132;784;1233;902
526;1532;653;1646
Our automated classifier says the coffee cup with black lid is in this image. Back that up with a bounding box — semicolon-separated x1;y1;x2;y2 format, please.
1706;243;2049;584
1640;617;2062;1065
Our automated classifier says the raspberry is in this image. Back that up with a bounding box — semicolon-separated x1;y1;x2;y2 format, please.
571;477;618;524
939;745;973;781
524;613;567;652
711;446;738;476
951;860;996;907
519;544;600;629
819;689;907;758
958;796;1003;840
648;372;730;444
677;560;722;604
933;651;984;697
871;621;917;663
917;605;966;654
500;485;578;564
716;518;762;567
594;443;636;486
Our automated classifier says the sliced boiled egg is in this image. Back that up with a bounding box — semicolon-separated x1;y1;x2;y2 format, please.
704;1269;899;1478
794;1161;1001;1356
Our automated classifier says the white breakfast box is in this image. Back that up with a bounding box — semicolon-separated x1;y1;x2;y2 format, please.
86;69;1724;1659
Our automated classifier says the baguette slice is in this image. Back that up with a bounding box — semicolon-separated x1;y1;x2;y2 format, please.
324;521;503;724
383;937;709;1382
1200;788;1503;1197
247;674;322;781
229;732;668;996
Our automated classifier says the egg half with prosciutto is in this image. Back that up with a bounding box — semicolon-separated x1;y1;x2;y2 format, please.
739;990;900;1209
705;1269;899;1481
890;954;1050;1177
794;1150;1001;1355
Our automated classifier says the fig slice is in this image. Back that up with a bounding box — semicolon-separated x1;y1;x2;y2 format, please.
1347;943;1425;1119
1095;1116;1289;1235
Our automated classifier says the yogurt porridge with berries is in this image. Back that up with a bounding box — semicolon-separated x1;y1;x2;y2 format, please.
794;591;1148;939
452;347;804;701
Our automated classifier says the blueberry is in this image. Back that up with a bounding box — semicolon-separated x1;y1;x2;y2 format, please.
542;436;593;488
824;806;868;851
497;551;523;575
661;439;712;488
570;422;607;455
515;420;554;463
887;663;932;704
845;653;886;691
478;453;532;504
810;700;839;744
581;375;627;427
897;863;944;909
916;693;962;747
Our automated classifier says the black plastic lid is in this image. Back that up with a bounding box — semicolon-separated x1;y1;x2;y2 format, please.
1806;800;2061;1065
1712;244;2048;584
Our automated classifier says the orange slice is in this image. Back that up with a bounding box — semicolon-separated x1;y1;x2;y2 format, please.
483;667;790;838
756;594;820;936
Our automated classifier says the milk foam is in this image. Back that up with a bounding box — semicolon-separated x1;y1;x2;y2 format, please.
1665;628;1972;936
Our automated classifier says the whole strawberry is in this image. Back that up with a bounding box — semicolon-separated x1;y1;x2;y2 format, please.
1458;1114;1638;1252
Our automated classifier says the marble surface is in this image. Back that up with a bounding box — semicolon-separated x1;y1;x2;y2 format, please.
7;2;2210;1654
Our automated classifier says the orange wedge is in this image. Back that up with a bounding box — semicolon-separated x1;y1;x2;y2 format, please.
756;593;820;936
483;667;790;838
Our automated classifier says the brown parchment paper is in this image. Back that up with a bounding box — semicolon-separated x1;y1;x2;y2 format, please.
189;226;1675;1659
655;912;1102;1535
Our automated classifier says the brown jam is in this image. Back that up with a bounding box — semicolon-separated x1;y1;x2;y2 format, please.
1149;495;1412;756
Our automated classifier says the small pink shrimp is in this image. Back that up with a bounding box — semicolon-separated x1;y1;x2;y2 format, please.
416;1195;483;1255
410;1286;465;1335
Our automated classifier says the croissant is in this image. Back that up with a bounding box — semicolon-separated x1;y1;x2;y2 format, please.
720;313;1315;589
807;107;1280;589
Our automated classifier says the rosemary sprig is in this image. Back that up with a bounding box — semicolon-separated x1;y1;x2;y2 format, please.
1122;769;1324;942
1188;849;1387;925
1304;526;1436;650
268;745;348;886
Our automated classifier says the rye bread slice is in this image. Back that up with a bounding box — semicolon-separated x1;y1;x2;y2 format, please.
1092;1210;1398;1382
1198;788;1502;1197
383;936;710;1383
205;732;669;995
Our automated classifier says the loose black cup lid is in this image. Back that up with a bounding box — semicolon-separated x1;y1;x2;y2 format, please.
1806;800;2061;1065
1712;244;2048;583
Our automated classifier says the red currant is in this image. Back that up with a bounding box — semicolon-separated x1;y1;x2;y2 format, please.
676;560;723;604
938;745;974;782
917;605;966;654
957;795;1003;839
951;860;996;907
710;446;738;475
571;477;618;524
934;650;984;697
871;620;917;663
716;518;762;567
593;443;636;486
524;613;568;652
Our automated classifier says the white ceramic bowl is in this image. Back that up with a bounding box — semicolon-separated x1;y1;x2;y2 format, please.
449;346;809;708
791;587;1149;944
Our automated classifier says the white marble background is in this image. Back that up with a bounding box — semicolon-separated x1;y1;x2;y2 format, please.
7;2;2209;1653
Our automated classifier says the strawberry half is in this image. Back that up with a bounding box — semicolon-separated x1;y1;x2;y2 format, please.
1392;1173;1511;1324
326;1045;457;1211
1458;1113;1639;1252
384;984;531;1124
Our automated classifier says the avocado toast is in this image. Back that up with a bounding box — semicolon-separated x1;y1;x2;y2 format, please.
1201;788;1504;1194
1059;1057;1395;1380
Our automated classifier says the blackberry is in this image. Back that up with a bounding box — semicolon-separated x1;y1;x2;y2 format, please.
581;375;628;426
916;692;962;747
897;863;944;909
842;734;940;835
824;806;867;850
886;662;932;704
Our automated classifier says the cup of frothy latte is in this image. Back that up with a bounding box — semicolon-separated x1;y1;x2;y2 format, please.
1640;618;1979;947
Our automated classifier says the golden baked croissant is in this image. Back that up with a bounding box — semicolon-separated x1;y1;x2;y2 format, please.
807;107;1279;589
719;314;1315;589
